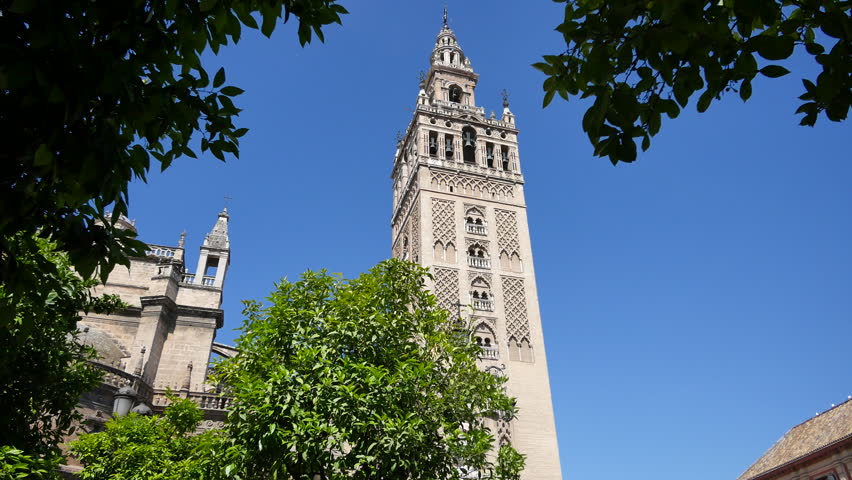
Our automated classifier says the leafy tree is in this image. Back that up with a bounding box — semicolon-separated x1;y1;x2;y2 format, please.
0;236;123;459
217;260;524;480
0;446;59;480
71;396;224;480
536;0;851;164
0;0;347;324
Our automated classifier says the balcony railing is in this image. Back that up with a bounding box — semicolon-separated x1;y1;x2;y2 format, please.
181;273;196;284
471;299;494;311
466;224;487;235
146;246;177;258
467;256;491;269
478;347;499;361
152;390;233;412
202;276;216;286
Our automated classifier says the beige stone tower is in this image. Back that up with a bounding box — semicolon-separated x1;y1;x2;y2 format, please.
390;16;563;480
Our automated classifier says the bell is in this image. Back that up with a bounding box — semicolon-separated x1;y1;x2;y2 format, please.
445;143;453;153
429;138;437;149
463;132;475;147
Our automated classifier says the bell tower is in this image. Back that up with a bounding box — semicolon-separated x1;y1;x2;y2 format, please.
390;13;563;480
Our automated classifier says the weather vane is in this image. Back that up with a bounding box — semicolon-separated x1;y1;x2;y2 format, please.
442;5;448;26
500;89;510;107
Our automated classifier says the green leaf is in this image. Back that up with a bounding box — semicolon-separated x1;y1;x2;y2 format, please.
214;68;226;88
739;78;752;101
750;35;795;61
697;90;714;113
759;65;790;78
542;89;556;108
220;86;245;97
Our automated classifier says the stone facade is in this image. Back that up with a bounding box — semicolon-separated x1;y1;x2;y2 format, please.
390;19;563;480
72;210;234;439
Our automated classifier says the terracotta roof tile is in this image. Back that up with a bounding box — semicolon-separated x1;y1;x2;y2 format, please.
738;399;852;480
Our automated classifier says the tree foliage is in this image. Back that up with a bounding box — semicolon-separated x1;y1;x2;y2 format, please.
0;446;59;480
536;0;851;164
71;396;224;480
0;237;123;459
0;0;347;324
217;260;524;480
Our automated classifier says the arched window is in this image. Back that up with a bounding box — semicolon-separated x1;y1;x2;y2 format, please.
433;241;445;262
465;208;487;235
473;323;497;359
445;242;456;263
520;338;534;363
500;250;510;270
462;126;476;164
470;277;493;311
511;252;522;272
449;85;462;103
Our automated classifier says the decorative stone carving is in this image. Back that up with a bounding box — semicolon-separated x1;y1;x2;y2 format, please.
495;209;520;255
465;237;490;249
433;267;459;311
431;198;456;246
501;276;529;342
430;171;515;200
410;200;420;262
468;271;492;286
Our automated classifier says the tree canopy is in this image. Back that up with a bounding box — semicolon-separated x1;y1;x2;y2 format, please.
71;396;224;480
0;0;347;324
217;260;525;480
0;237;123;459
535;0;851;164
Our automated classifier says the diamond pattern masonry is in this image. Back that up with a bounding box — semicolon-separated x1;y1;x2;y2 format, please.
502;276;530;342
495;209;520;255
432;198;456;246
433;267;459;311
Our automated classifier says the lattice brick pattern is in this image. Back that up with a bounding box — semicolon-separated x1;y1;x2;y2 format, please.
465;238;490;249
502;276;530;342
410;200;420;262
433;267;459;312
431;199;456;245
431;172;515;200
495;209;520;254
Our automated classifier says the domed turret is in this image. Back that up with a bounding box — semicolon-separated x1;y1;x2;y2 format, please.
430;10;472;72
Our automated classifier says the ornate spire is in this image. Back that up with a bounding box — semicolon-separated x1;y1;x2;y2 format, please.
203;208;230;250
430;13;473;72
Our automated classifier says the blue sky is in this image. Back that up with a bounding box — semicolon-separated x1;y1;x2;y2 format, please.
128;2;852;479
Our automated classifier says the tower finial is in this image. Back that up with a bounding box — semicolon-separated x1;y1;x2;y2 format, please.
442;5;448;26
501;89;510;108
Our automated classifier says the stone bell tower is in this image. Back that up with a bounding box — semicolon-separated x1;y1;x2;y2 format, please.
390;13;563;480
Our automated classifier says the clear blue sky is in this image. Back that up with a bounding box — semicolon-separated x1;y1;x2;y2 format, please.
128;2;852;479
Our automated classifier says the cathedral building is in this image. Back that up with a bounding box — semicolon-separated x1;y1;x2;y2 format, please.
390;17;563;480
71;210;235;437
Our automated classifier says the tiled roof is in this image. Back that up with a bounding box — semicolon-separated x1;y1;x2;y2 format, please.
738;398;852;480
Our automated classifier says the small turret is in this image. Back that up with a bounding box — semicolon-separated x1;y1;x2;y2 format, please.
193;208;231;290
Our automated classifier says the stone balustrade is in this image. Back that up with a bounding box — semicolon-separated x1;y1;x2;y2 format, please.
467;256;491;269
146;245;178;259
466;224;487;235
471;298;494;311
88;360;153;403
152;389;233;412
181;273;196;284
202;276;216;286
478;347;499;361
